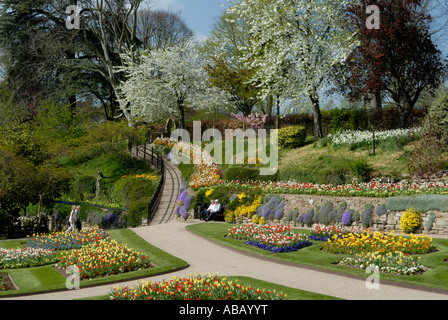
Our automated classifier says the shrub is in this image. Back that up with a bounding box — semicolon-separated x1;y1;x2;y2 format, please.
341;210;353;226
175;186;192;220
352;210;360;224
224;166;260;181
285;207;299;223
361;204;374;228
115;175;158;227
256;195;285;221
115;177;157;204
71;175;97;201
314;201;333;225
426;212;436;232
300;208;314;227
278;125;306;148
400;208;422;233
335;201;347;224
375;204;388;216
225;192;263;223
127;200;149;228
408;108;447;176
386;194;448;213
349;158;372;182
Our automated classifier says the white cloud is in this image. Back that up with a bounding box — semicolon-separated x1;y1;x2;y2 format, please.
193;32;209;43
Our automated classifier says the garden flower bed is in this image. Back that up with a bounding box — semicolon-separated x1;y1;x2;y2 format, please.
203;180;448;197
121;173;159;181
325;127;420;147
339;251;425;275
0;273;13;291
0;247;58;269
155;137;221;188
309;225;366;241
57;239;152;280
26;228;110;250
110;273;285;300
322;230;434;255
227;224;312;253
323;230;433;275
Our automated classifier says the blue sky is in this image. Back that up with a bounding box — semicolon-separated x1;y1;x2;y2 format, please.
149;0;229;41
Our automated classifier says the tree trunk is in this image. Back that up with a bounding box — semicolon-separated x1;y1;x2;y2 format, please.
310;92;323;139
370;91;382;111
276;95;280;129
68;94;77;118
399;101;414;128
178;100;185;129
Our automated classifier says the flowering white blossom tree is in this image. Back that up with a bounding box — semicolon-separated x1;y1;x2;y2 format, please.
117;41;229;128
227;0;359;138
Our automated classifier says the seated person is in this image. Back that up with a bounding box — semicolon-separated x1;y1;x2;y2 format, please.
201;200;217;221
214;199;222;214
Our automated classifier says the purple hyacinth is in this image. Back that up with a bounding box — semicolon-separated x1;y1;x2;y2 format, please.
341;210;353;226
175;186;192;220
274;201;285;220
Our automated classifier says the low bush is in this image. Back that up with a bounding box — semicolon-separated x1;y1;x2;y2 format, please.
313;201;333;225
341;209;354;226
278;125;306;149
361;204;374;228
114;176;158;226
71;175;97;201
400;208;422;234
349;158;373;182
386;194;448;213
255;195;285;221
298;208;314;227
224;166;260;181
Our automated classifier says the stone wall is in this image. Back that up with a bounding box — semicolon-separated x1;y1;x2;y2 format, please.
278;194;448;235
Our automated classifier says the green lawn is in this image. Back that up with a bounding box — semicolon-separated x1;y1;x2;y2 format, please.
186;223;448;292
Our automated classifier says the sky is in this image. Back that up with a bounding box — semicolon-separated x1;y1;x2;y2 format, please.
148;0;229;42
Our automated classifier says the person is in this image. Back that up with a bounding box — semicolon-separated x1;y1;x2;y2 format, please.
75;205;82;231
66;206;76;233
201;200;217;221
214;199;222;214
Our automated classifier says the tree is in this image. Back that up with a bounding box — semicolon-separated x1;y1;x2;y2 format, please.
202;12;260;117
0;0;195;123
345;0;447;128
228;0;359;138
132;8;193;50
204;57;258;116
118;41;227;128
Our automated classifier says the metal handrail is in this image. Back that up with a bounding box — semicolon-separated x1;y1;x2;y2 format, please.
128;137;165;225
